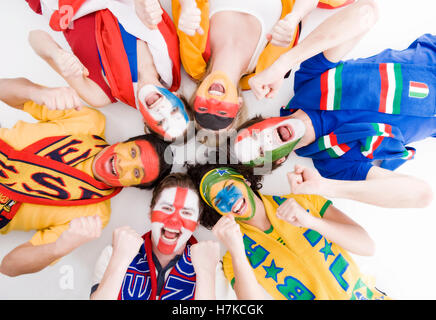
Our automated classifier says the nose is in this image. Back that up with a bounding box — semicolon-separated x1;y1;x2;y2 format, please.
165;211;183;229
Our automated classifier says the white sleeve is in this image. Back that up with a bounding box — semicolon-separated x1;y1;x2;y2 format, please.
91;245;114;287
214;261;237;300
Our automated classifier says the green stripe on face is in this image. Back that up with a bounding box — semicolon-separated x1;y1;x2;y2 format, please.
246;138;301;167
392;63;402;114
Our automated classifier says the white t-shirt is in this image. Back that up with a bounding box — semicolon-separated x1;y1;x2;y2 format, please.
91;245;237;300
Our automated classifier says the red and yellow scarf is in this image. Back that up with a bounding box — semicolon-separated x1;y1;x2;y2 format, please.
0;135;121;229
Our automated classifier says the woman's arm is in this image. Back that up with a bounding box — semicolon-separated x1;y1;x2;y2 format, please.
288;165;433;209
191;241;220;300
277;197;375;256
0;77;82;110
90;226;143;300
213;215;267;300
28;30;111;108
0;216;102;277
249;0;379;99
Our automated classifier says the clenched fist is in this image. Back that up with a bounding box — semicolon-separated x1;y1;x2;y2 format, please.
276;197;315;228
178;0;203;36
191;240;220;274
111;226;144;263
135;0;164;29
212;215;245;258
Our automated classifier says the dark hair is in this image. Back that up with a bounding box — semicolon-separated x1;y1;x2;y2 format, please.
194;112;234;131
150;172;202;218
185;161;263;229
124;134;173;190
235;115;290;170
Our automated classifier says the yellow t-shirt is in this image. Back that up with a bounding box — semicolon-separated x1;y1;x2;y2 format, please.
223;193;387;300
0;102;111;246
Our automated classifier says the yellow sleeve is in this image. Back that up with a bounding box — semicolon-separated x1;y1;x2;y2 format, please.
22;101;106;137
282;194;333;218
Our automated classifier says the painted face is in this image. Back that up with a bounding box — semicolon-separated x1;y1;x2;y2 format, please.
234;117;306;166
151;187;199;255
92;140;160;187
137;85;189;140
200;168;256;221
193;71;239;130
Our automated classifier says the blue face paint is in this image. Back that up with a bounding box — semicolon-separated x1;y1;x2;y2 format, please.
157;87;189;122
214;184;243;213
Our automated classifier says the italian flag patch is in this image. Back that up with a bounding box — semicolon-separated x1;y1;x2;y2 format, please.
378;63;403;114
361;123;393;159
408;81;429;98
318;132;350;158
320;63;343;111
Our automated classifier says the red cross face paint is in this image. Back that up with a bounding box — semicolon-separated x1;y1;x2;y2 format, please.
151;187;200;255
92;140;160;187
234;117;306;166
193;71;240;130
137;85;190;140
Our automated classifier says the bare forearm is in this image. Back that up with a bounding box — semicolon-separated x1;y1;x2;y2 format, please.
90;256;131;300
232;253;266;300
0;77;43;109
0;241;67;277
28;30;62;60
321;173;433;208
290;0;318;21
309;217;375;256
194;269;216;300
276;0;378;71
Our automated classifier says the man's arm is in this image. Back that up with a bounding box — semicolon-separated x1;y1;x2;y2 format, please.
288;165;433;208
0;216;102;277
213;215;267;300
277;199;375;256
249;0;379;99
0;77;83;110
90;227;143;300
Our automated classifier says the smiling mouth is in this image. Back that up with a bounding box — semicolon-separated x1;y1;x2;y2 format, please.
109;155;118;177
145;92;163;108
208;83;225;96
277;125;294;142
161;227;181;243
232;198;247;215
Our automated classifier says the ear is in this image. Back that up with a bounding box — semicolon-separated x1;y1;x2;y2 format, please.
173;91;181;98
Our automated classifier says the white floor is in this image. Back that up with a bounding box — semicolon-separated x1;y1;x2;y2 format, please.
0;0;435;300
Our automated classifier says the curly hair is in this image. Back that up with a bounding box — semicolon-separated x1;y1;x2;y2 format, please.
185;161;263;229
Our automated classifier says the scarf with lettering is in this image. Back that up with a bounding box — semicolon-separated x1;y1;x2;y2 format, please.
118;231;197;300
222;193;388;300
0;135;122;229
171;0;300;89
286;60;435;117
292;122;416;171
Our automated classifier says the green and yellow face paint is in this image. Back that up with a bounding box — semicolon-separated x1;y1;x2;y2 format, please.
199;168;256;221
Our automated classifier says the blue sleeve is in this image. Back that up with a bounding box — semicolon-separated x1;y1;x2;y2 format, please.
313;158;373;181
294;53;341;92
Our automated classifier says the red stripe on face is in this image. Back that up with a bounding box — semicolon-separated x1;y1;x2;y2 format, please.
379;63;388;113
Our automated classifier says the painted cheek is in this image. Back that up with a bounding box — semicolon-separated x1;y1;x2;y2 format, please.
214;186;243;214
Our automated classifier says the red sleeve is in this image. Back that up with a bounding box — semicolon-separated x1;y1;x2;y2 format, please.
62;12;116;103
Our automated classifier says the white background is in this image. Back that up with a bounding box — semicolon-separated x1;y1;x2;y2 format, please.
0;0;435;300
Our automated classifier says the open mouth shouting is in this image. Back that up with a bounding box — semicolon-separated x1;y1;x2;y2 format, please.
208;83;226;97
144;92;163;109
276;125;294;143
231;198;247;216
161;227;181;243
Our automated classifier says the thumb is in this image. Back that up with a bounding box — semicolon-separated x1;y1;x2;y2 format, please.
197;26;204;35
82;67;89;77
287;172;302;191
266;33;272;41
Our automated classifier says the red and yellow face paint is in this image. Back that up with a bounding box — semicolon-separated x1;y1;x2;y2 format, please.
92;140;160;187
150;187;200;255
193;71;240;130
